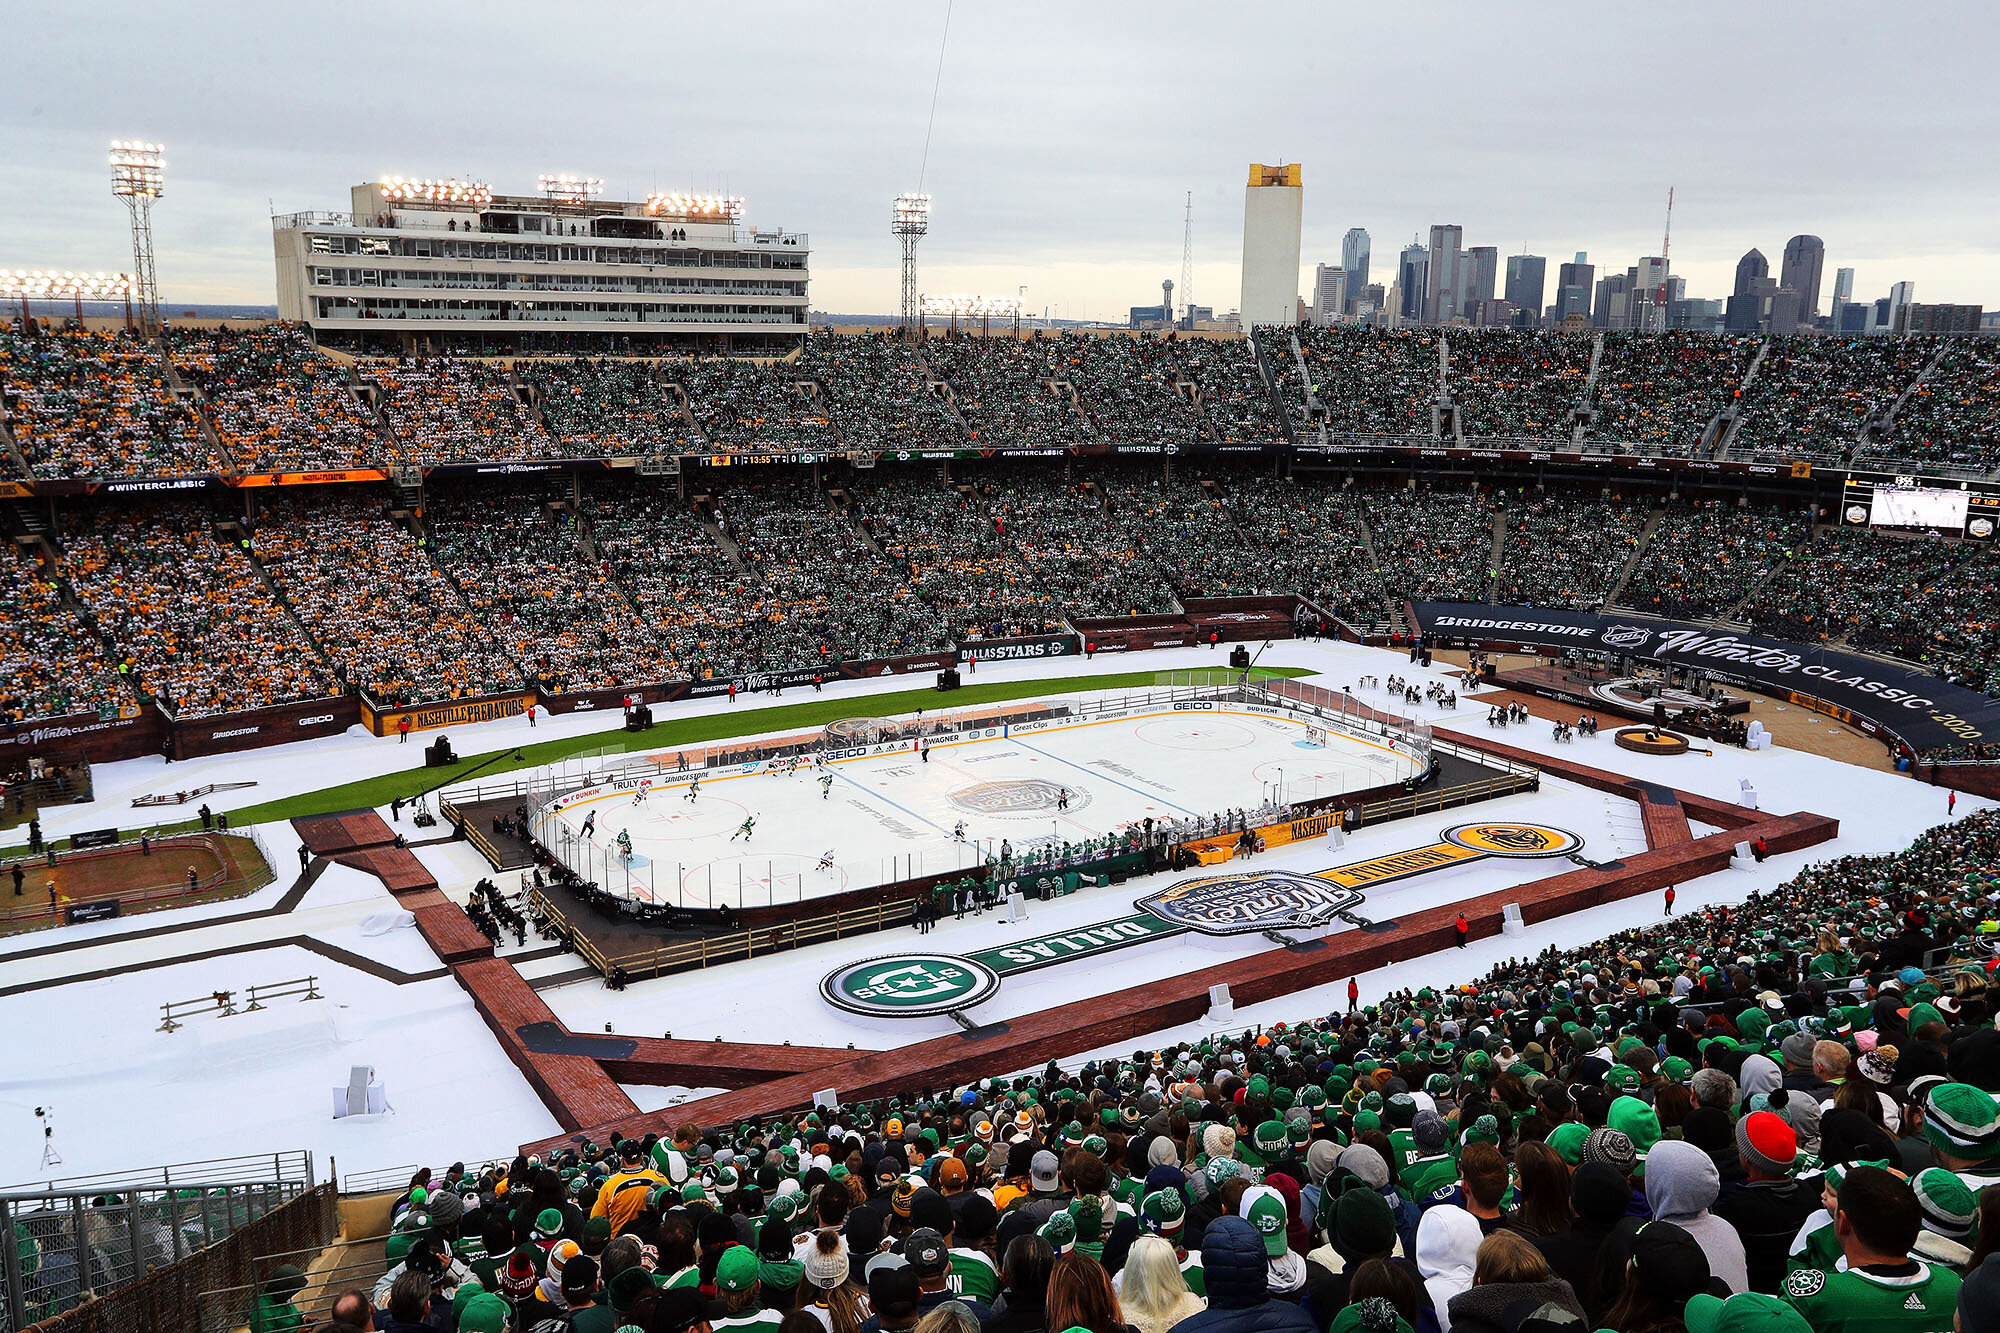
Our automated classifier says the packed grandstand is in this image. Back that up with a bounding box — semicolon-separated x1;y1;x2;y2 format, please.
2;325;1997;480
12;317;2000;1333
85;810;2000;1333
3;432;1998;732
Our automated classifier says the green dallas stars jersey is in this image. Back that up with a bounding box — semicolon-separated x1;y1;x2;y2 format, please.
947;1248;1001;1306
1783;1261;1961;1333
1179;1249;1206;1298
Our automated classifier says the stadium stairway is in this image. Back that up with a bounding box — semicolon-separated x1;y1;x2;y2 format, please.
1600;506;1665;608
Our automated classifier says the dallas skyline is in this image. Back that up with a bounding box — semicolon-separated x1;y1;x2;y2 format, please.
5;1;1995;321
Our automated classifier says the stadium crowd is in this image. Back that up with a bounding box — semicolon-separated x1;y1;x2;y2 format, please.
0;547;124;725
59;501;337;717
250;492;523;707
262;807;2000;1333
1493;497;1648;611
1616;503;1812;621
520;360;703;458
1362;488;1497;604
170;325;381;472
0;327;210;478
1586;332;1757;456
6;321;1996;478
802;332;963;454
1731;336;1939;462
370;358;541;465
428;485;673;693
677;357;839;453
1281;329;1441;439
1447;332;1592;441
1869;341;2000;474
1743;529;2000;694
924;336;1088;451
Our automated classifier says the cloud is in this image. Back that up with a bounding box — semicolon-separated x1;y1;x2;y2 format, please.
3;0;1995;315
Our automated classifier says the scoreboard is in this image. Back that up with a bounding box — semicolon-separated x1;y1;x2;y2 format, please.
1843;475;1999;540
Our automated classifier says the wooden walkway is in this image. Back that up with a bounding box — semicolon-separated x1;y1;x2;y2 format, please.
520;733;1841;1156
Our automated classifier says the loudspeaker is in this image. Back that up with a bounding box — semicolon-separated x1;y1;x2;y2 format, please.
936;668;961;691
1420;649;1432;667
1481;663;1497;682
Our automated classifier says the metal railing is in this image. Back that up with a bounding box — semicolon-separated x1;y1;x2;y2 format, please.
0;1152;317;1331
9;1184;337;1333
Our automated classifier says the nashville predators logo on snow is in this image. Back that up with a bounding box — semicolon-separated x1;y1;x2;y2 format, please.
1441;823;1583;857
1136;822;1583;936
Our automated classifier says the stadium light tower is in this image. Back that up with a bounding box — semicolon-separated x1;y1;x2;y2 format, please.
538;174;605;207
109;140;164;333
0;270;133;328
893;192;931;333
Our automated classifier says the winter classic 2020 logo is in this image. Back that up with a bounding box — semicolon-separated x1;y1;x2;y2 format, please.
820;953;1001;1017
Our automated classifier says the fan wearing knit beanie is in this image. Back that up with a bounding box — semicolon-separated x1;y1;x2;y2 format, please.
1714;1111;1817;1295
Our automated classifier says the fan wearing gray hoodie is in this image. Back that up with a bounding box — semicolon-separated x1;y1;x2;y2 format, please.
1644;1140;1749;1295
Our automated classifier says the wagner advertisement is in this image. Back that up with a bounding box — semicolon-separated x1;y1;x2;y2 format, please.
1412;602;2000;754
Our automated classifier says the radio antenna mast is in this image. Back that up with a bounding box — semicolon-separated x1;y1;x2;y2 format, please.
1655;186;1674;331
1179;191;1194;325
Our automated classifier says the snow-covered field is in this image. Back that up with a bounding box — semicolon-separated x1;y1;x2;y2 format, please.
0;638;1984;1184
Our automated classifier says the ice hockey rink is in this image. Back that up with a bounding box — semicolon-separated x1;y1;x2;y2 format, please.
535;696;1426;909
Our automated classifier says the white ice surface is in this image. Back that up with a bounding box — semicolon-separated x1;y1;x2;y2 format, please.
2;638;1986;1183
546;704;1417;908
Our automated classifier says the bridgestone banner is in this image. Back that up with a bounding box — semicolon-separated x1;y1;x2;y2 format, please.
1412;601;2000;754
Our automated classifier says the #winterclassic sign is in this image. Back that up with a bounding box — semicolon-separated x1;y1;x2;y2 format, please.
1412;602;2000;753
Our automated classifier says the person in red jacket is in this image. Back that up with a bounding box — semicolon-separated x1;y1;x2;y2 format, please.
1454;914;1469;948
1664;885;1676;915
1347;978;1360;1012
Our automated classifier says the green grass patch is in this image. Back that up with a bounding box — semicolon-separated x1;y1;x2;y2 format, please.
10;666;1314;848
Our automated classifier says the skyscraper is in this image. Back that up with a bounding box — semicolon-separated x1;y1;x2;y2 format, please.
1504;254;1546;324
1464;246;1499;309
1555;256;1593;323
1311;264;1347;325
1424;224;1463;324
1239;163;1304;328
1830;266;1855;329
1780;235;1826;329
1398;244;1429;324
1733;248;1769;296
1341;228;1371;311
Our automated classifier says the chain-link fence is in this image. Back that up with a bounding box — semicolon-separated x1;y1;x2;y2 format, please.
9;1184;335;1333
0;1153;315;1333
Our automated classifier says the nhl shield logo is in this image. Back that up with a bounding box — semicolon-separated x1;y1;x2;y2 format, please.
1603;625;1652;650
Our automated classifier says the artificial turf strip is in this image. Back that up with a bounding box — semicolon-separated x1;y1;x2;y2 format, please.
11;666;1312;851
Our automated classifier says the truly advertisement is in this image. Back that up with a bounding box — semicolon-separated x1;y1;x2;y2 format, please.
1413;602;2000;752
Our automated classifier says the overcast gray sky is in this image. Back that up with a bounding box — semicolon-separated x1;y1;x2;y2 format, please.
7;1;1997;319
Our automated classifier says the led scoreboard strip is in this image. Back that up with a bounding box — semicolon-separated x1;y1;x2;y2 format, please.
1842;475;1999;540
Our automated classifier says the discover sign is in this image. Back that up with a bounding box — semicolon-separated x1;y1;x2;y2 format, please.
1413;602;2000;754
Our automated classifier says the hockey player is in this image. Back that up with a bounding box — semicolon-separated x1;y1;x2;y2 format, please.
616;829;633;861
819;773;834;800
953;820;966;842
683;775;700;802
817;849;836;871
730;815;757;843
631;785;648;806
